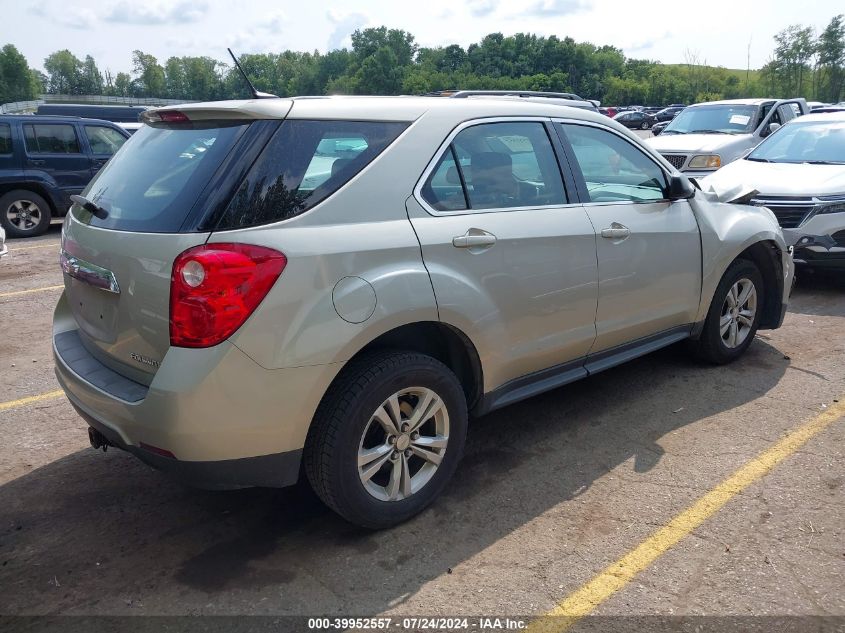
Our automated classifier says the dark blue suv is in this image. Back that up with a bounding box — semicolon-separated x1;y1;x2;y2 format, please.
0;115;130;237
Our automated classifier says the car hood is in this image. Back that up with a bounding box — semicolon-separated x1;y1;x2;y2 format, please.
700;159;845;196
646;133;750;154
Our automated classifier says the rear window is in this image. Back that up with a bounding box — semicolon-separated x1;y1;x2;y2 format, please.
75;122;249;232
207;120;407;230
24;124;80;154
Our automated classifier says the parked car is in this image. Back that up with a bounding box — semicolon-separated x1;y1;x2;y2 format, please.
654;106;685;122
0;115;130;237
0;225;6;259
54;96;793;528
646;98;810;177
36;103;148;123
700;111;845;270
599;106;617;117
651;120;671;136
613;110;657;129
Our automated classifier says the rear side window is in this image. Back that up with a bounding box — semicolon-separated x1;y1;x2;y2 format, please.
0;124;10;154
210;120;407;229
85;125;127;155
421;121;566;212
24;124;80;154
76;122;249;232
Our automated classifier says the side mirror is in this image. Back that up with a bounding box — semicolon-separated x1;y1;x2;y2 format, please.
761;122;781;137
667;174;695;200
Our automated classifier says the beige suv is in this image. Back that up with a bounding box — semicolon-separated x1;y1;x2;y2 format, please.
54;96;793;528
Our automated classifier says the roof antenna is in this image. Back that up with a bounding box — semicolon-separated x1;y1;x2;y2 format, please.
227;48;277;99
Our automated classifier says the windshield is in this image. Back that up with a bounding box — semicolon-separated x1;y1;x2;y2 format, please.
747;120;845;164
663;105;759;135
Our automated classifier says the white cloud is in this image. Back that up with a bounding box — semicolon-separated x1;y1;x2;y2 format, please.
326;10;369;50
524;0;592;16
467;0;499;17
104;1;208;25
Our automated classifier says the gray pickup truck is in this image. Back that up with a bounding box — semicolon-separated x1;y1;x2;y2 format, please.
646;98;810;178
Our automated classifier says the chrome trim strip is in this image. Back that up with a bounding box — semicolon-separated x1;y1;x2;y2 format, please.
60;250;120;294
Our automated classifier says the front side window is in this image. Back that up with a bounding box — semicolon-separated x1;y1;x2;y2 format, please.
85;125;127;155
0;124;11;154
421;121;566;212
23;124;80;154
212;120;407;229
560;124;667;203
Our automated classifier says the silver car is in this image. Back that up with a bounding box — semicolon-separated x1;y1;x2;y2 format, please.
647;98;809;177
53;97;794;528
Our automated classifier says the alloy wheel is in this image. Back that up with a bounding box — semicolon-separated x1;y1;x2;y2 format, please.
357;387;449;502
6;199;43;232
720;278;757;348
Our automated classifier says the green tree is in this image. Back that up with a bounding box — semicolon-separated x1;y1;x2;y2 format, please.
816;14;845;102
131;50;165;96
356;46;403;95
44;49;83;94
79;55;103;94
0;44;37;102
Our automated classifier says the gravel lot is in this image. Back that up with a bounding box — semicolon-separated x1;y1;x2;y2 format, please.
0;213;843;631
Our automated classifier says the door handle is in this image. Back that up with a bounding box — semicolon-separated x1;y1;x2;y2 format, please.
29;159;46;166
600;223;631;239
452;229;497;249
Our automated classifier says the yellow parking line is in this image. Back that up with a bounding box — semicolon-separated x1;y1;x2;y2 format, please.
0;390;65;412
9;243;60;252
528;398;845;633
0;285;63;299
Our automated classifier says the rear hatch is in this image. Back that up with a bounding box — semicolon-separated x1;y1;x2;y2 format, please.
60;102;290;385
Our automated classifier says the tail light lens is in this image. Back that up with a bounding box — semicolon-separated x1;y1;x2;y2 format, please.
170;243;286;348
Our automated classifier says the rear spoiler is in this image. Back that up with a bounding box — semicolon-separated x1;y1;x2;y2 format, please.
141;99;293;124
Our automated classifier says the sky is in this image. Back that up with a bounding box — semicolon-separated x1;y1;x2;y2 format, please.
3;0;842;75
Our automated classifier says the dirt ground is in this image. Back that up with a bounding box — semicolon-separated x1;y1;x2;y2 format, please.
0;224;843;631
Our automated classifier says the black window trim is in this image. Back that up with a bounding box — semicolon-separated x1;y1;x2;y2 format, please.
0;122;12;155
552;119;673;206
414;116;579;217
22;122;83;156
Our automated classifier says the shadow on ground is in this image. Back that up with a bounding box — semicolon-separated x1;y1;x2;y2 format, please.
0;339;789;615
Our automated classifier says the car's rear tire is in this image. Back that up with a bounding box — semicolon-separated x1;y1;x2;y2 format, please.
304;351;467;529
690;259;765;364
0;190;52;238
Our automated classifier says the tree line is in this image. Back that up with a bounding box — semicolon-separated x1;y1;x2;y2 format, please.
1;15;843;107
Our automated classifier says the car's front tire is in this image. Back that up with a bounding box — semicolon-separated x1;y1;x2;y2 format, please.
641;121;650;130
690;259;765;364
0;190;52;238
304;351;467;529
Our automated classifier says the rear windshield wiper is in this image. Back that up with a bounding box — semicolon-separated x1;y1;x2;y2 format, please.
70;195;109;220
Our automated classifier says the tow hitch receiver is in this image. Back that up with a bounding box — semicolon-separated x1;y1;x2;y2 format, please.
88;427;112;452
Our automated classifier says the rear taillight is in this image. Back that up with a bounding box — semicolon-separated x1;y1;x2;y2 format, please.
170;243;286;348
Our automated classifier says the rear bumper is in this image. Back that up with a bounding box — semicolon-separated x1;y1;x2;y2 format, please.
73;400;302;489
53;295;343;488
